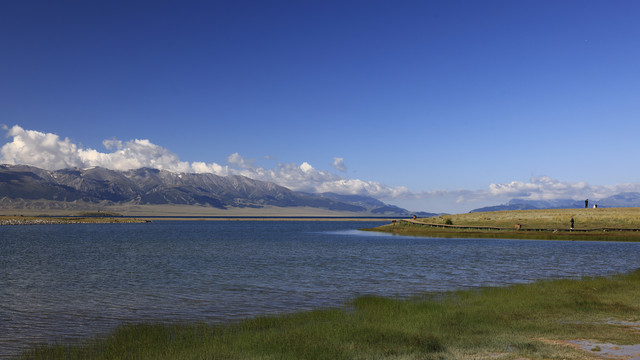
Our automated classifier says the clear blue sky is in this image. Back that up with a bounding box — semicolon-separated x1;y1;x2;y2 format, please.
1;1;639;213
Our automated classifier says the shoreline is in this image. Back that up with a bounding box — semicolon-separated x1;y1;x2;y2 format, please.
0;204;402;222
366;219;640;241
0;204;406;218
366;208;640;242
18;269;640;359
0;214;391;225
135;216;392;221
0;215;149;225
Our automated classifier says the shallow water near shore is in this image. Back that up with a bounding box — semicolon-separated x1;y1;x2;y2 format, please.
2;220;640;358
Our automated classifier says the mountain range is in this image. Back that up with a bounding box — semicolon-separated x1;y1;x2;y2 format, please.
470;192;640;212
0;164;436;216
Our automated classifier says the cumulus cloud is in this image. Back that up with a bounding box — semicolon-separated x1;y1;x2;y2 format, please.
487;176;625;200
429;176;640;210
3;125;639;212
1;125;85;169
0;125;225;175
0;125;409;199
332;157;346;172
219;153;410;199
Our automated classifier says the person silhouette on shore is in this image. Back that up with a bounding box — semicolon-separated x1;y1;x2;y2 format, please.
585;199;589;208
570;217;574;230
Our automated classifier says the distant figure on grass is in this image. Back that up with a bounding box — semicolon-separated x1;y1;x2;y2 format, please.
570;217;574;230
585;199;589;208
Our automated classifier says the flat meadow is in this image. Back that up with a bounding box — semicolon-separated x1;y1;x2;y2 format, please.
374;208;640;241
425;207;640;229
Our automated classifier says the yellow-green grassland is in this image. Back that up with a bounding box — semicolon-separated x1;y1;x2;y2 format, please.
372;207;640;241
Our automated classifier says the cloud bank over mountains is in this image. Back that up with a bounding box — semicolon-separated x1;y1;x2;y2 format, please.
2;125;638;212
0;125;409;200
488;177;640;203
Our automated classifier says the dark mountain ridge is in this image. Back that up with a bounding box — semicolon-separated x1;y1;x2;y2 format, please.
0;164;431;215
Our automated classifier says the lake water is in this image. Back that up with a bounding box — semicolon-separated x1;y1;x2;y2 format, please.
2;220;640;358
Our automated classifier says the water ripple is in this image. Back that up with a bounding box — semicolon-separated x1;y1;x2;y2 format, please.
1;221;640;358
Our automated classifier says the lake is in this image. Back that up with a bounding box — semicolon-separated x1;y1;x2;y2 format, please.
2;220;640;358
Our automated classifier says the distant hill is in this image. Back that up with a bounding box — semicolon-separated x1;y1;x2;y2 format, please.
597;192;640;207
319;192;437;216
470;192;640;212
0;164;430;216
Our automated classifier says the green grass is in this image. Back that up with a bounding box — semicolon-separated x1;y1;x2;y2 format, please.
18;269;640;360
0;215;147;224
371;208;640;241
423;208;640;229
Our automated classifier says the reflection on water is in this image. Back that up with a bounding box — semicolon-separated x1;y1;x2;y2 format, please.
1;220;639;358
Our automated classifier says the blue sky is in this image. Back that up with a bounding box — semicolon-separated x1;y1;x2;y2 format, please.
1;1;639;213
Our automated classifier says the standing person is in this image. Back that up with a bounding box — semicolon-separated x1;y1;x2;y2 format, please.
570;217;574;230
585;199;589;208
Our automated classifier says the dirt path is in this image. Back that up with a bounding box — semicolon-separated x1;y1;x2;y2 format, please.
398;219;640;233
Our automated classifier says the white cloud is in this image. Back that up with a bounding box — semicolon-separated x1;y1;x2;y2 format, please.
1;125;85;170
1;126;399;196
332;157;346;172
227;152;253;169
191;161;229;175
299;162;313;173
0;125;224;175
487;176;622;200
102;139;123;150
411;176;639;212
3;125;640;213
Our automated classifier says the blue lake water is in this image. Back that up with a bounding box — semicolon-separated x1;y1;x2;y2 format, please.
2;220;640;358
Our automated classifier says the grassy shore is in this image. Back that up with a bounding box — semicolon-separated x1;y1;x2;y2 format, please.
371;208;640;241
18;269;640;359
0;215;149;225
0;204;395;218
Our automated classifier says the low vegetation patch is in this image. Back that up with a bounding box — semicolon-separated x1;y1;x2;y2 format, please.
372;208;640;241
423;208;640;229
18;269;640;359
0;215;148;225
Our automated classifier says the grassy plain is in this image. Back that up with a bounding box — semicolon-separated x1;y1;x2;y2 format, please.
373;208;640;241
424;208;640;229
0;215;148;225
19;270;640;360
